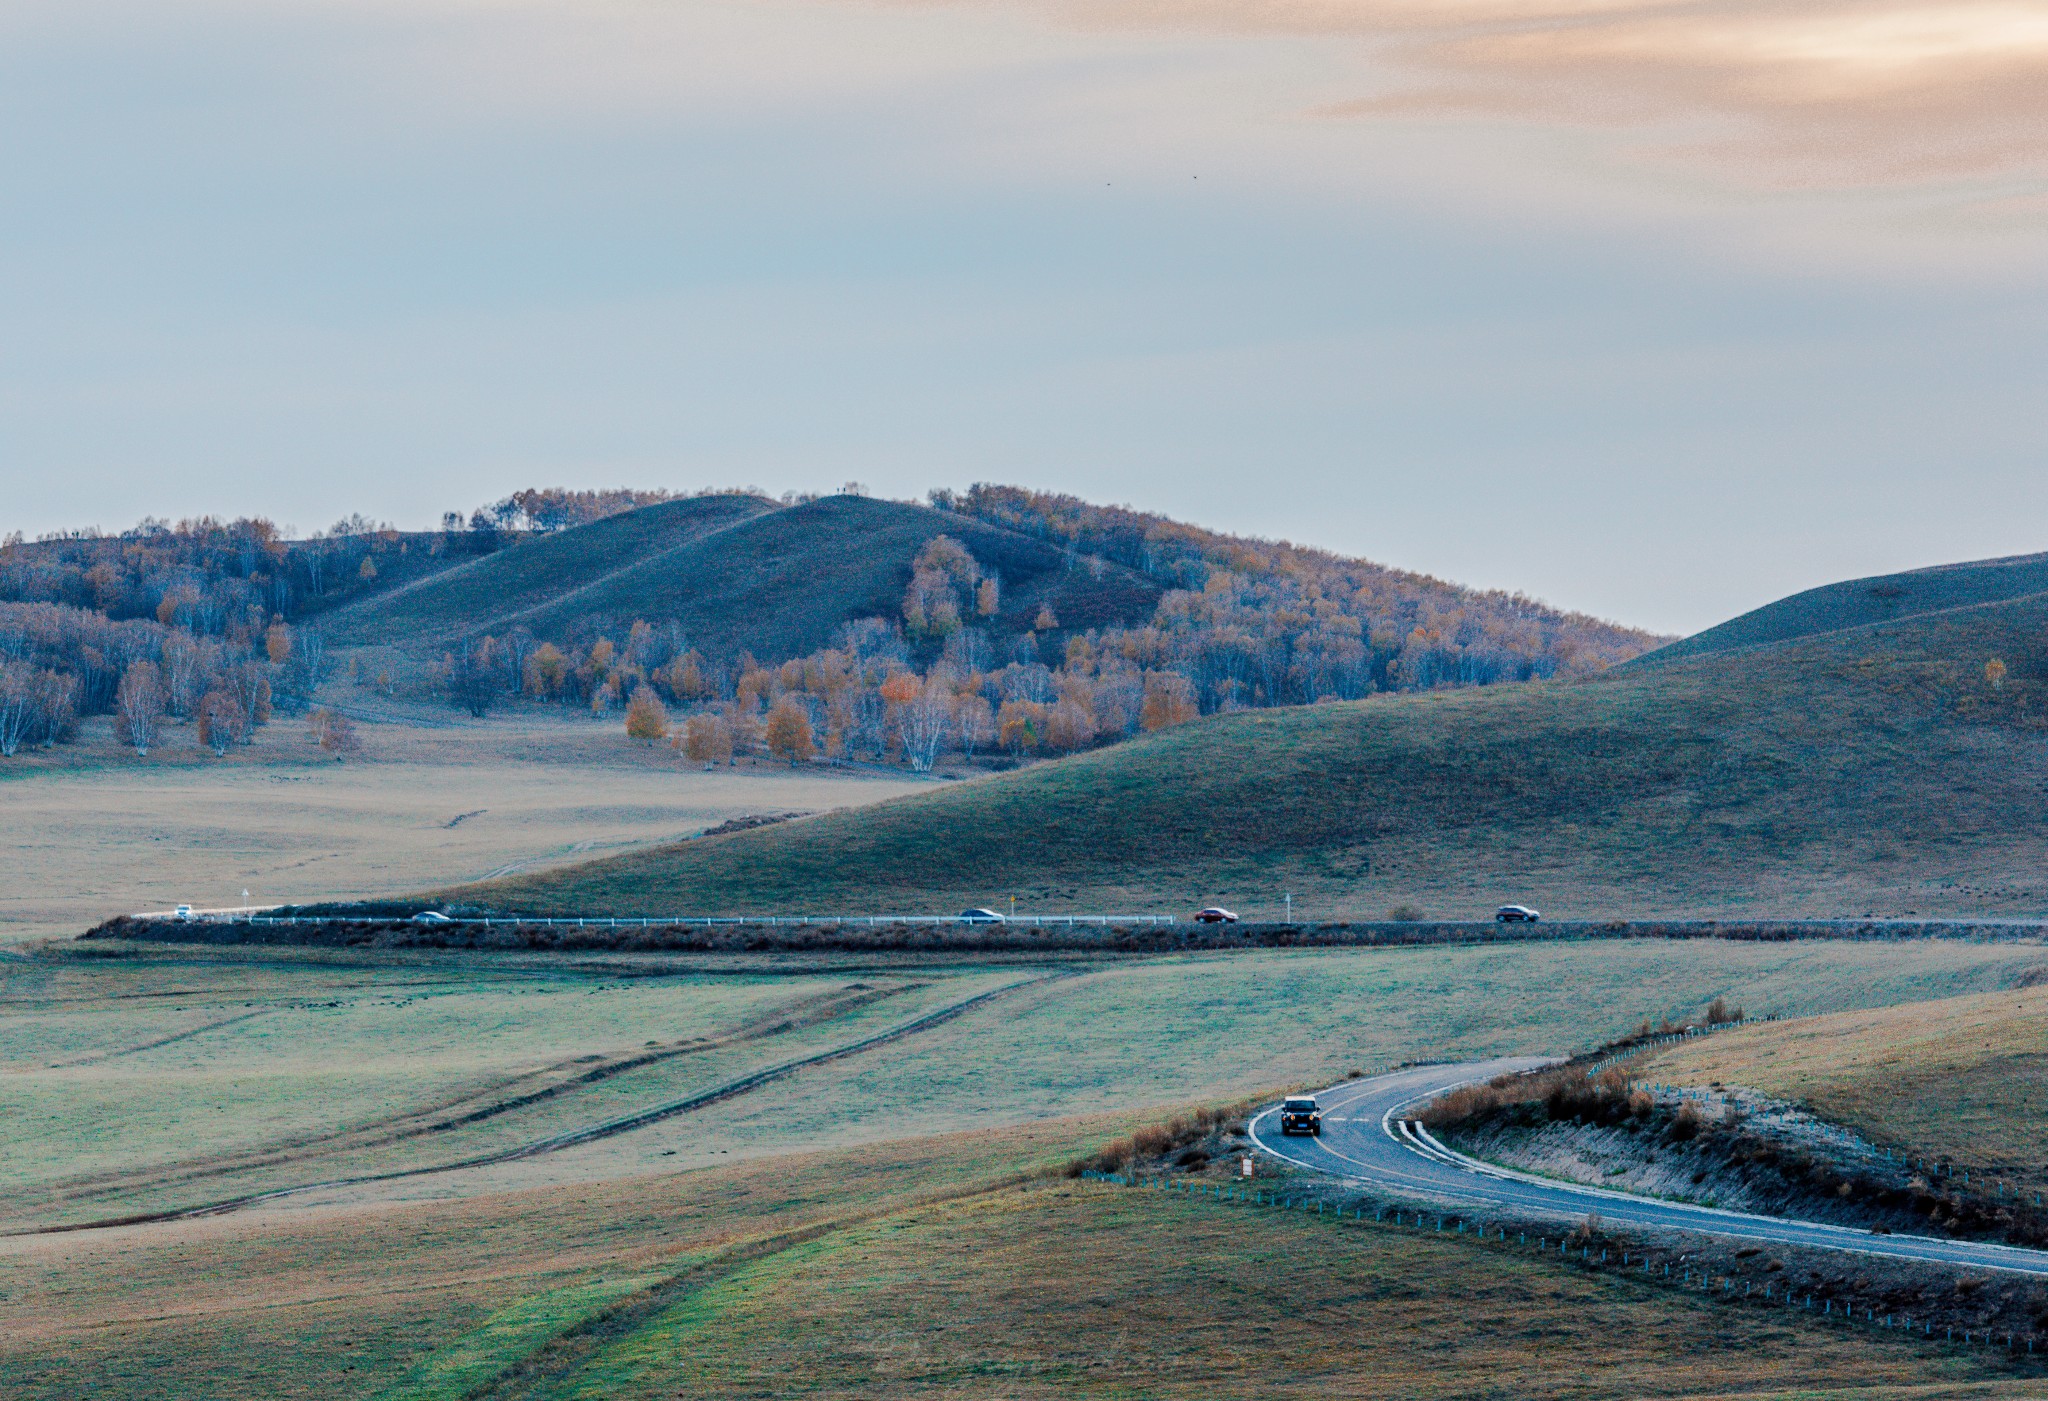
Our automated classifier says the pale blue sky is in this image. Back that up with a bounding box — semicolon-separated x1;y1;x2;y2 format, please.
3;0;2044;634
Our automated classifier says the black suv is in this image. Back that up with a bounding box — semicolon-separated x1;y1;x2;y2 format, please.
1278;1096;1323;1136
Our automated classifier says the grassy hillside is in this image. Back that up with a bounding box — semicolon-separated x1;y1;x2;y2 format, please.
509;494;1161;660
460;588;2048;918
320;493;777;649
1645;552;2048;663
324;493;1161;660
1646;986;2048;1184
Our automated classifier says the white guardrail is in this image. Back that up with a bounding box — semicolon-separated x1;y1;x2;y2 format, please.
137;911;1181;928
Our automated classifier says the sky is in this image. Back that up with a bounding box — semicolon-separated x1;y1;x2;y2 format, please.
1;0;2044;635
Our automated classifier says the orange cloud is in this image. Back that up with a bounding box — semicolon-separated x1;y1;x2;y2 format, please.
1002;0;2048;187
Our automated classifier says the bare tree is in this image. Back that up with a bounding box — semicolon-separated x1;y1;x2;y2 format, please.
446;637;503;718
226;662;272;741
0;662;31;756
900;689;952;773
28;670;75;748
955;693;994;756
116;662;166;756
160;633;204;717
295;627;327;693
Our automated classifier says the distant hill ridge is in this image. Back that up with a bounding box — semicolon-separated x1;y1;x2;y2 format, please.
1641;551;2048;663
325;493;1165;660
322;489;1662;706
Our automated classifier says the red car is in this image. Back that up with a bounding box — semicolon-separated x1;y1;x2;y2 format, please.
1194;907;1239;924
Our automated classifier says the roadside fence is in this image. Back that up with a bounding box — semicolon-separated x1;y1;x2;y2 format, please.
152;912;1180;929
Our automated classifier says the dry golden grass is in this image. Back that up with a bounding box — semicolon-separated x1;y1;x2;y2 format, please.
537;1183;2032;1400
7;1118;2034;1401
1644;985;2048;1178
0;700;927;944
0;1116;1135;1401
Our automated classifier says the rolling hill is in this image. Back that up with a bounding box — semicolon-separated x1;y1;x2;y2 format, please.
1641;551;2048;663
323;493;1163;660
450;570;2048;920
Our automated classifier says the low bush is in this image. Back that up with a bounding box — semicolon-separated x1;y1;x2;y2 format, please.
1068;1096;1271;1177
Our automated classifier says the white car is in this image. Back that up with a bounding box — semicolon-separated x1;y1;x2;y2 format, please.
173;905;194;922
410;910;453;925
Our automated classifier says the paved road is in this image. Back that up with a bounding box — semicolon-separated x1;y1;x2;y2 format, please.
1249;1060;2048;1278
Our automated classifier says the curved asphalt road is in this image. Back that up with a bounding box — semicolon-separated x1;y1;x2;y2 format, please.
1249;1060;2048;1278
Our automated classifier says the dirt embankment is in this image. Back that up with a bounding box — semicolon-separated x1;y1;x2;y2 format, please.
80;915;2048;956
1428;1062;2048;1249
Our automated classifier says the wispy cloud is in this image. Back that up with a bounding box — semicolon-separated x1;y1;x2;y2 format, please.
1002;0;2048;187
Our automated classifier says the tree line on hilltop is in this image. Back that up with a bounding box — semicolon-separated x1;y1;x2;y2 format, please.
1;484;1663;765
430;488;1661;769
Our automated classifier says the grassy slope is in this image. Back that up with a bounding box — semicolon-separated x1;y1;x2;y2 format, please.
1646;551;2048;663
320;494;776;649
465;590;2048;919
12;938;2031;1229
1646;986;2048;1185
324;494;1161;661
540;1184;2015;1401
3;1119;2025;1400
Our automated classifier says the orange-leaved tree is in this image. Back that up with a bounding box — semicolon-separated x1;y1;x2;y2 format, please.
676;712;733;767
625;687;670;742
1140;671;1198;732
996;699;1047;756
765;697;815;765
197;688;244;756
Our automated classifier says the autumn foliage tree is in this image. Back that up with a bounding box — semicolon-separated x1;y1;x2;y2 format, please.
765;697;815;764
677;711;733;766
308;707;362;761
1140;671;1198;732
625;687;670;742
197;688;244;755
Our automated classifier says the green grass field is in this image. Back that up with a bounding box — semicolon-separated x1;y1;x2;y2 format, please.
8;935;2041;1227
462;588;2048;920
5;1123;2034;1401
8;935;2048;1396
